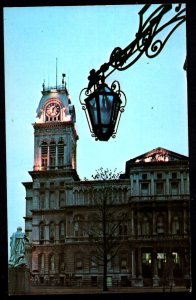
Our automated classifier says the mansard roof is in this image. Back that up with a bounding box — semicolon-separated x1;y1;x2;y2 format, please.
120;147;188;178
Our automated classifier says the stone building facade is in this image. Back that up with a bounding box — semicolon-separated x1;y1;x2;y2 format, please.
23;82;191;288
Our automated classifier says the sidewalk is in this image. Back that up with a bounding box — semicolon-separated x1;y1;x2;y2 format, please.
27;285;190;295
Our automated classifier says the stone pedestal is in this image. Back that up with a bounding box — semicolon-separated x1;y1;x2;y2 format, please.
8;267;30;295
131;275;144;287
153;275;160;287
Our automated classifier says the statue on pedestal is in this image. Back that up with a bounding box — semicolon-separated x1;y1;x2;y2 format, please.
8;227;29;268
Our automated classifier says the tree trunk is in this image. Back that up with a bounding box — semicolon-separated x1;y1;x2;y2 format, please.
103;253;108;291
103;198;108;291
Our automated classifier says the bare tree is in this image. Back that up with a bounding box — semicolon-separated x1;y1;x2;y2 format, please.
84;168;129;291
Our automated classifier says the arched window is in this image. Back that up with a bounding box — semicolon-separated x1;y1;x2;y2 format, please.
75;253;83;272
49;254;55;271
49;222;55;243
119;252;128;271
40;222;45;242
49;141;56;169
90;253;98;271
41;142;48;168
59;222;66;240
74;190;79;205
141;216;150;235
88;213;99;237
172;215;180;234
157;215;165;234
38;253;45;271
59;253;65;272
73;215;84;237
58;141;64;168
74;190;84;205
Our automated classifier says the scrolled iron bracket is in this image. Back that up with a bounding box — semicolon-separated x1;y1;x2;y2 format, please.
87;3;186;90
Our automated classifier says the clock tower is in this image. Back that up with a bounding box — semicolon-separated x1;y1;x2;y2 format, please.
32;75;79;178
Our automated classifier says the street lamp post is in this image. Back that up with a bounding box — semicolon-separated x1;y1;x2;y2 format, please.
80;3;186;141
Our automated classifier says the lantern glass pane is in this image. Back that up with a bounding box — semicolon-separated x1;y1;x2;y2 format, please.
99;94;113;125
112;100;120;124
88;97;98;125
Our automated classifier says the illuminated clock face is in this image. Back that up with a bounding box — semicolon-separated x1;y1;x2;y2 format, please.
46;103;60;117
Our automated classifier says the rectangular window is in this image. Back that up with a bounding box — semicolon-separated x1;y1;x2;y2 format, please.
141;182;149;196
42;158;47;167
76;260;83;270
58;142;64;168
59;222;65;239
120;258;127;270
49;192;55;208
172;172;177;179
171;182;179;195
91;256;98;270
59;191;66;207
59;253;65;272
50;157;55;167
142;174;147;180
40;192;45;209
156;182;164;195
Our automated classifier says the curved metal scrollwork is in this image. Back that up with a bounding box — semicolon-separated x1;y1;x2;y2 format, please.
81;3;185;141
111;80;127;113
87;3;186;89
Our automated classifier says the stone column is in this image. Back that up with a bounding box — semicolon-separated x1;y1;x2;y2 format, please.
45;190;49;209
66;133;72;167
165;172;170;195
55;190;59;209
151;172;154;195
131;248;136;286
56;223;60;244
45;223;49;245
55;143;58;169
47;144;50;170
168;207;171;235
137;211;141;236
152;250;160;287
136;175;139;196
137;248;143;287
152;209;156;235
183;208;187;235
34;189;40;210
131;209;135;235
180;171;184;194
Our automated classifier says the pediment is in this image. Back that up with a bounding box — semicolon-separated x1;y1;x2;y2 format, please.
128;147;188;164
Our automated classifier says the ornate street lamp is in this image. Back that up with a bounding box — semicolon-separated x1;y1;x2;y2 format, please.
79;79;126;141
80;4;186;141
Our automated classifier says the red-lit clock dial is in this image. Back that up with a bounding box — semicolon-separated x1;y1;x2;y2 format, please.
46;103;60;117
